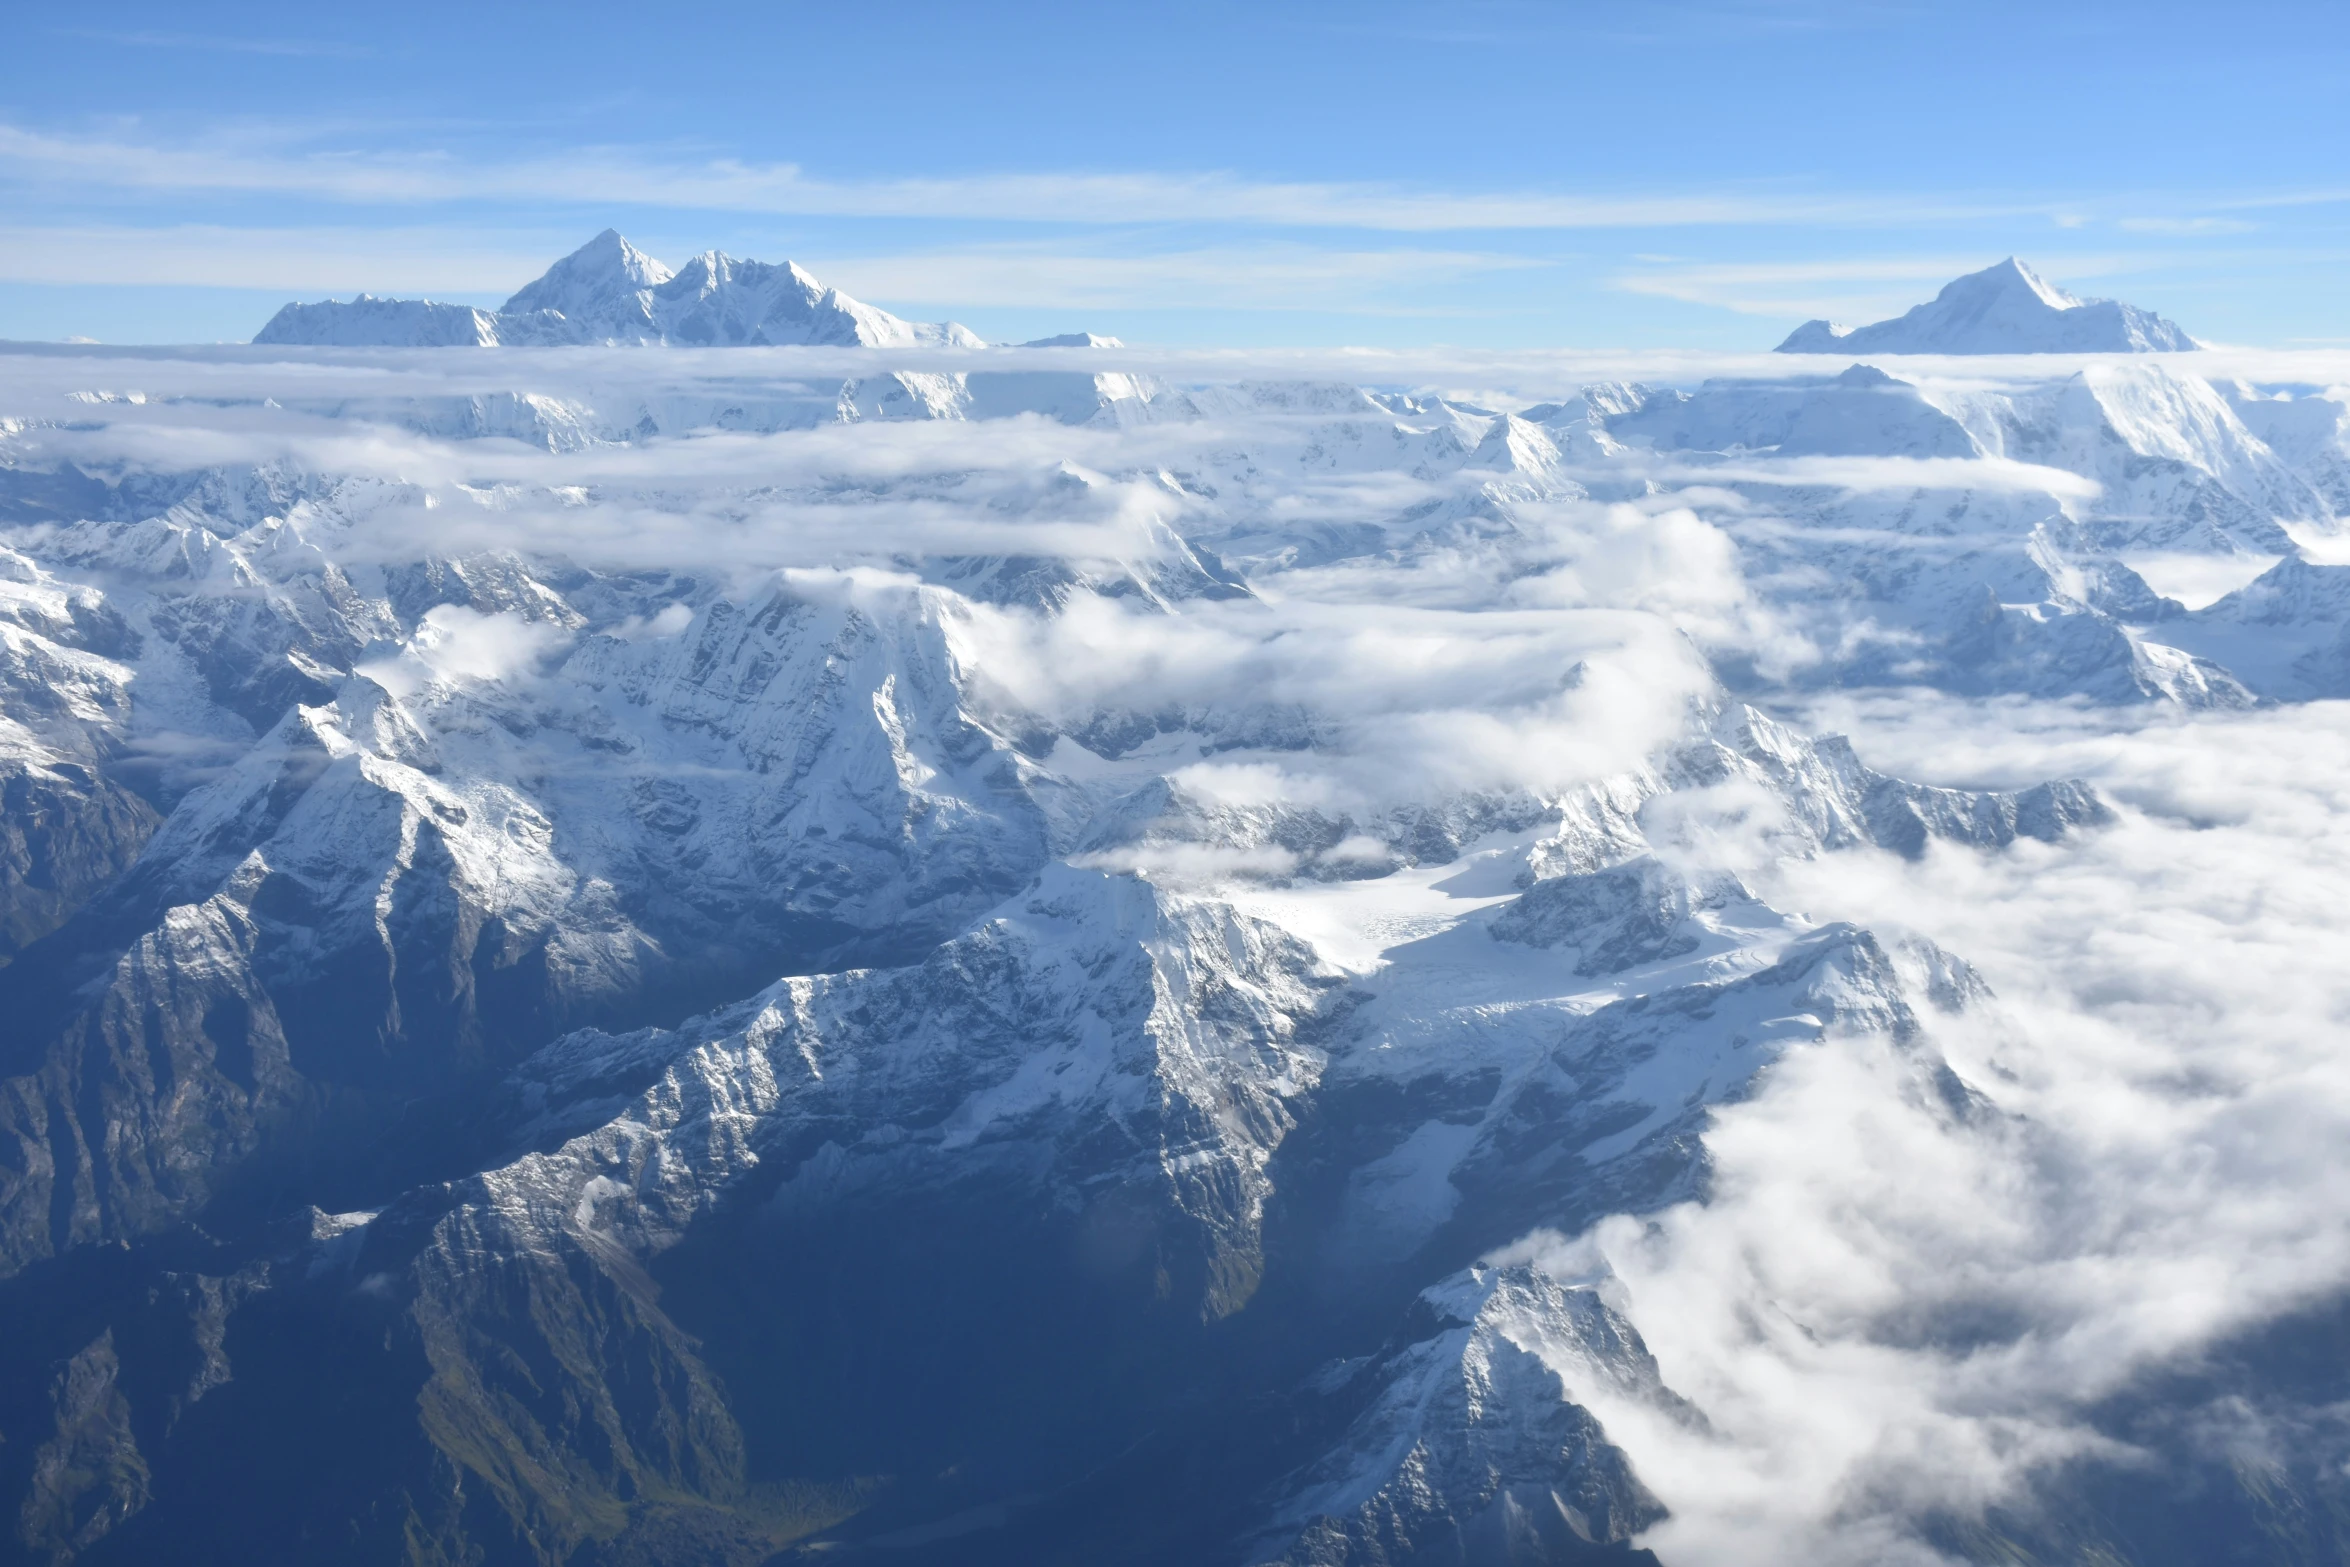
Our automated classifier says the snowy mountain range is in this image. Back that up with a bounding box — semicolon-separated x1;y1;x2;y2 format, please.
2;275;2349;1567
255;229;988;348
1777;257;2200;353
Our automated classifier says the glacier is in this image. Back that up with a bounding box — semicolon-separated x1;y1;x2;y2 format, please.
4;255;2350;1567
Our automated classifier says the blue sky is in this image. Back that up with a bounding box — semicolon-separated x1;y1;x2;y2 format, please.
5;0;2350;348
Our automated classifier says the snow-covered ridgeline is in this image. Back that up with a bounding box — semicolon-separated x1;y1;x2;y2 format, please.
1778;257;2198;354
255;229;991;349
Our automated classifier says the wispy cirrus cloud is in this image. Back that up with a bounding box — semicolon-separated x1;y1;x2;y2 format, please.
2116;215;2257;236
0;121;2043;232
803;243;1551;312
52;29;372;59
0;222;1548;315
0;223;561;294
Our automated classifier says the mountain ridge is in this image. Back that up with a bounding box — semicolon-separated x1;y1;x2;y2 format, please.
253;229;987;350
1778;257;2199;355
5;331;2350;1566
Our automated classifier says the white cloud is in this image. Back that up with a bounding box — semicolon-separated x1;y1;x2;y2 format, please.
357;604;574;696
0;224;1547;314
2117;216;2257;236
799;244;1551;313
1610;251;2200;322
1612;453;2103;500
1517;694;2350;1564
0;223;566;294
0;121;2046;232
51;28;372;59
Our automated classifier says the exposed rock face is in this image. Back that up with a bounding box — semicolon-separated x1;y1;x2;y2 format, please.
0;877;293;1273
0;761;159;965
1250;1268;1673;1567
1491;858;1729;974
0;561;1074;1278
14;1333;150;1564
1664;707;2114;862
432;865;1340;1335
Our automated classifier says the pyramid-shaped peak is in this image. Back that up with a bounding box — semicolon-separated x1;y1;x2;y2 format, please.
502;231;675;316
664;249;729;286
1945;257;2080;312
1778;257;2195;355
573;229;672;285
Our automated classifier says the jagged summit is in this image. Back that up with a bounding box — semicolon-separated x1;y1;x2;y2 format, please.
1022;332;1125;348
253;231;982;349
1778;257;2199;355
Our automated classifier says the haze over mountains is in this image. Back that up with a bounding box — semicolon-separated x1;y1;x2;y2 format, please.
1;251;2347;1567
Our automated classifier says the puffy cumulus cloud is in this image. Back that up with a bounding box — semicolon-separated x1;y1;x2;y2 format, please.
359;603;576;696
946;578;1716;805
1506;696;2350;1565
1494;500;1814;678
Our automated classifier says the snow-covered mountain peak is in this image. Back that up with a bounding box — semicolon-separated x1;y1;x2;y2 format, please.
252;294;501;348
251;231;980;349
1778;257;2199;355
662;248;816;295
499;227;675;320
1973;255;2079;310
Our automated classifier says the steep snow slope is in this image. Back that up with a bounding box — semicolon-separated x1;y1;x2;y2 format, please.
1245;1267;1675;1567
1778;258;2198;354
252;295;502;348
497;227;675;330
2160;554;2350;696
